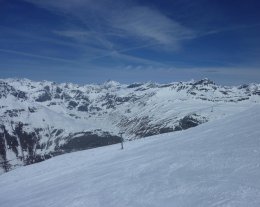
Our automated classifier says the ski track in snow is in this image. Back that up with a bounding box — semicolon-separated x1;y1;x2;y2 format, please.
0;105;260;207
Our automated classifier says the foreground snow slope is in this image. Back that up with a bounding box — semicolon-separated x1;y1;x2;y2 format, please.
1;105;260;207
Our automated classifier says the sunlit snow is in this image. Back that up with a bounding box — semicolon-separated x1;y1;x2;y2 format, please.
0;105;260;206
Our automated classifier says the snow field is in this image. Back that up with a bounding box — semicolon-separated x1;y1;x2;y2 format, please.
0;105;260;206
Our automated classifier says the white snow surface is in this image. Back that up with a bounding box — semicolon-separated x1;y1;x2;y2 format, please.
0;105;260;207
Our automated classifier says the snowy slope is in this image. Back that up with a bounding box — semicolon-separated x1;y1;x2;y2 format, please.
0;105;260;207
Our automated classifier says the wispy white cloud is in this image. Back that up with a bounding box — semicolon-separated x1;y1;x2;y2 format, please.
53;30;115;51
53;30;94;41
22;0;91;13
110;6;195;46
198;23;260;38
0;48;77;63
24;0;196;49
20;0;198;70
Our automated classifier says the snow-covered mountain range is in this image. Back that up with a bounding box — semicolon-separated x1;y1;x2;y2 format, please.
0;78;260;173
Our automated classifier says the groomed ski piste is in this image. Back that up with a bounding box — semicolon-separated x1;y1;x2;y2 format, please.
0;105;260;207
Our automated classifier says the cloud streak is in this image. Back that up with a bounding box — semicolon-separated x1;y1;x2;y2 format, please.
200;23;260;37
19;0;199;69
23;0;196;49
111;6;195;46
0;48;77;64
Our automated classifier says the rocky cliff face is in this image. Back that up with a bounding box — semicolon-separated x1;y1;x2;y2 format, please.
0;78;259;173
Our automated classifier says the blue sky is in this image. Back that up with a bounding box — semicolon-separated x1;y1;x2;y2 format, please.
0;0;260;85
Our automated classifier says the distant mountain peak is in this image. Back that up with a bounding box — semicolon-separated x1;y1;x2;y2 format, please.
193;78;215;86
103;80;121;88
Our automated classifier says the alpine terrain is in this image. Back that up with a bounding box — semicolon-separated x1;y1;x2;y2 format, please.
0;78;259;173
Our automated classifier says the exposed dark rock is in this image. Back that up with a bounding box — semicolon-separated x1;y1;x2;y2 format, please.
253;91;260;95
69;114;80;119
220;90;228;95
4;109;25;117
89;106;102;112
0;82;27;100
36;92;52;102
238;84;249;89
177;115;206;130
54;94;60;99
101;93;116;109
14;122;38;159
78;103;89;112
237;97;249;101
55;129;63;137
59;132;121;153
135;87;148;91
44;86;50;92
159;84;175;88
72;90;90;102
0;123;40;171
177;85;187;92
159;127;174;134
115;96;132;103
68;101;78;109
127;83;143;88
61;93;71;101
28;107;37;113
194;79;215;86
0;126;9;172
56;87;62;94
189;92;197;95
13;91;27;99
